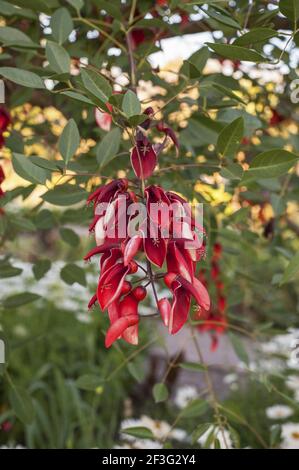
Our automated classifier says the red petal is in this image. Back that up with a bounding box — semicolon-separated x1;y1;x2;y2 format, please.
158;298;171;327
169;284;191;334
179;276;210;311
130;145;157;179
97;263;129;310
105;315;138;348
144;233;166;267
123;235;142;266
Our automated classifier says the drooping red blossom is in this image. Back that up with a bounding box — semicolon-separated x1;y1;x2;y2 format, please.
130;134;157;179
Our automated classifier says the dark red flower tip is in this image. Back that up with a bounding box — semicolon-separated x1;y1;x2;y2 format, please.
87;178;128;205
83;241;119;261
0;107;11;133
158;298;171;327
130;138;157;180
88;293;97;309
143;229;167;267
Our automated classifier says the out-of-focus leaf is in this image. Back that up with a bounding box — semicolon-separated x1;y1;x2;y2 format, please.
122;90;141;117
179;362;207;372
60;263;86;286
228;332;249;365
75;374;104;391
206;43;266;62
0;26;38;48
96;128;121;168
0;67;44;88
81;68;112;104
280;252;299;285
217;117;244;158
60;227;80;246
12;153;48;184
279;0;299;23
8;385;34;425
51;7;74;44
41;185;87;206
46;41;71;74
241;149;299;182
152;383;169;403
234;28;278;46
181;399;209;418
58;119;80;165
33;259;51;280
121;427;155;440
3;292;41;308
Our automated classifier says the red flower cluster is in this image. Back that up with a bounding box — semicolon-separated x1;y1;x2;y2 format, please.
0;107;11;215
196;242;227;351
85;112;210;348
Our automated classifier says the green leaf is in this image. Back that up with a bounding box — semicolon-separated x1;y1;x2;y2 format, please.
3;292;41;309
234;28;278;46
181;399;209;418
61;91;94;105
58;119;80;165
0;1;36;18
66;0;84;11
241;149;299;183
51;7;74;44
127;362;145;383
217;117;244;158
8;385;34;424
0;67;44;88
280;251;299;285
220;163;243;180
60;227;80;246
192;423;212;444
11;216;35;232
152;383;169;403
0;265;22;279
206;43;266;62
81;68;112;104
60;263;86;286
122;90;141;117
204;8;241;29
97;128;121;168
121;427;155;440
12;153;48;184
41;185;87;206
228;332;249;365
279;0;299;23
46;41;71;74
75;374;103;391
187;46;210;77
0;26;38;48
179;362;207;372
33;259;51;280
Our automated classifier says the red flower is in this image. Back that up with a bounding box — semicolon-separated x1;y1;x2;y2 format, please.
164;272;210;334
97;261;137;311
106;286;147;347
87;178;128;205
0;107;11;133
130;135;157;179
